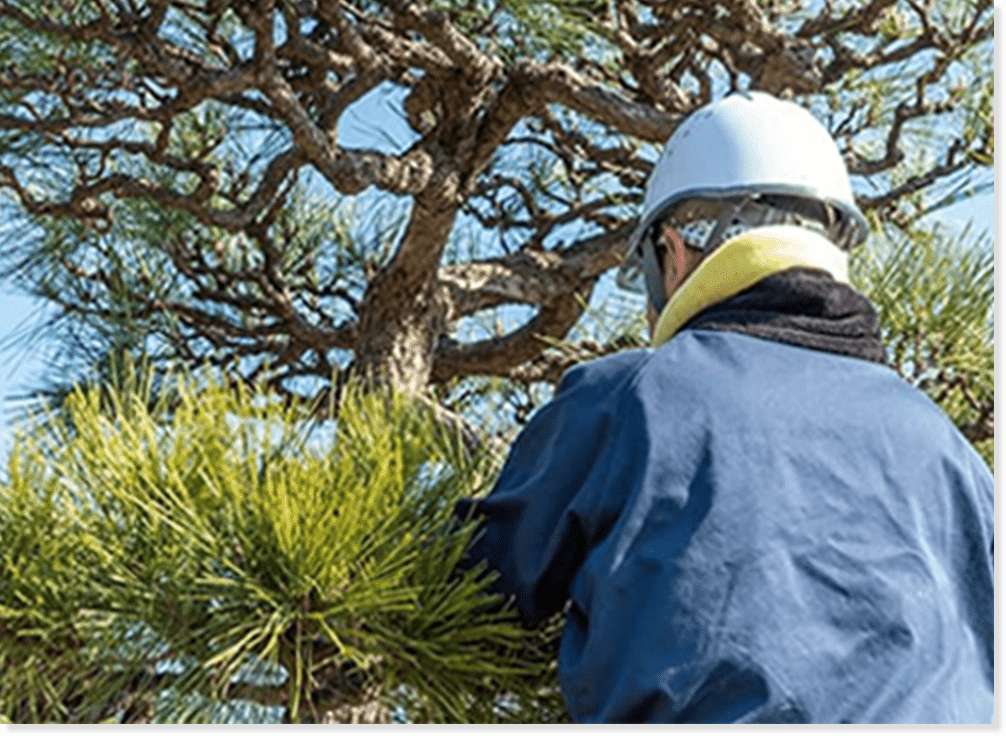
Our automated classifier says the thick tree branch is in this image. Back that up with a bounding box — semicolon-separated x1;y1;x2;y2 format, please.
431;223;632;382
431;285;593;384
532;60;681;142
373;0;502;84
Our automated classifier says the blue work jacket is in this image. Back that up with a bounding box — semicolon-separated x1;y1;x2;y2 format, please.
462;329;994;723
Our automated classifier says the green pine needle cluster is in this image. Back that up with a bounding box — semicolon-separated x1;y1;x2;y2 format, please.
851;222;993;469
0;365;565;723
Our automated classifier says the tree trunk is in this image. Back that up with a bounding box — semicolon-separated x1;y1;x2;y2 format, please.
354;272;447;395
353;166;460;396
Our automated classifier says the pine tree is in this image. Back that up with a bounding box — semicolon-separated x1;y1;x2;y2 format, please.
0;0;992;434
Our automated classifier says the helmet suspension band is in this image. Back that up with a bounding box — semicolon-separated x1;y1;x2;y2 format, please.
700;195;754;255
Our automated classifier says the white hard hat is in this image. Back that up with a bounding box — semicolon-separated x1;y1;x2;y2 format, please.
618;91;869;306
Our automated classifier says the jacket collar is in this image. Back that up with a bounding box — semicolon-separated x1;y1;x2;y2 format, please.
651;225;849;348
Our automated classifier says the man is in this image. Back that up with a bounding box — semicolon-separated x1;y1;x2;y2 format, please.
455;91;994;723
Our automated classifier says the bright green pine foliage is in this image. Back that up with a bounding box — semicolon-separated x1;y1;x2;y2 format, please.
0;367;565;723
851;222;993;470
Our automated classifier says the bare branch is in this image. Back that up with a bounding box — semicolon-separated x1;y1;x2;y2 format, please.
431;287;592;384
372;0;502;84
530;60;682;141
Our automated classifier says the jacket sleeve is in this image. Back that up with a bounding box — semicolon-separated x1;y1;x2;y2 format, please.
454;364;616;629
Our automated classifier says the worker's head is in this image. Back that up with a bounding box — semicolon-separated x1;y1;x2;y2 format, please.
617;91;868;336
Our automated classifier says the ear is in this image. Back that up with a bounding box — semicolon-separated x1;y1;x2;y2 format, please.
663;228;688;293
